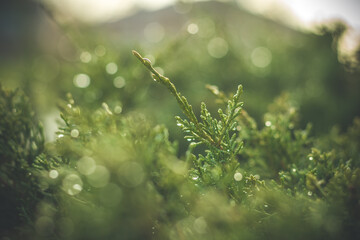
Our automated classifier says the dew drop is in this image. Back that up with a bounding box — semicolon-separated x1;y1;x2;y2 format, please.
73;74;90;88
144;55;155;64
309;156;313;161
234;172;243;181
207;37;228;58
80;51;92;63
72;184;82;191
49;170;59;179
193;217;207;234
187;23;199;34
77;156;96;175
62;174;83;196
87;165;110;188
70;129;79;138
114;106;122;114
251;47;272;68
292;168;297;173
143;58;152;65
106;62;118;75
113;76;126;88
95;45;106;57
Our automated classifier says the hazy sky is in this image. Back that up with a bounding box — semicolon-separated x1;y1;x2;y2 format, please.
280;0;360;29
50;0;360;30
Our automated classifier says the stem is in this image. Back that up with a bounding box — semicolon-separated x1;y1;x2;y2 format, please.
132;50;219;148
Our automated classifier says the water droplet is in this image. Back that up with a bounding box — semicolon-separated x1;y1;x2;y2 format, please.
62;174;83;195
309;156;313;161
95;45;106;57
143;58;152;66
292;168;297;173
234;172;243;181
192;176;199;181
77;156;96;175
207;37;228;58
113;76;126;88
187;23;199;34
193;217;207;234
186;138;192;142
87;165;110;188
144;55;155;64
70;129;79;138
114;106;122;114
80;51;92;63
73;73;90;88
264;204;268;208
49;170;59;179
265;121;272;127
72;184;82;191
106;62;118;75
251;47;272;68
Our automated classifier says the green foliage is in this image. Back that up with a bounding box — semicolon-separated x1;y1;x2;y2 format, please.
0;51;359;239
1;2;360;238
133;51;360;239
0;86;44;236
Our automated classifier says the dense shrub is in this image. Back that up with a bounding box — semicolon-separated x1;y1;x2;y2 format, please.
0;49;359;239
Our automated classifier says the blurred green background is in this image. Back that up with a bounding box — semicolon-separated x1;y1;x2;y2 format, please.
1;0;359;151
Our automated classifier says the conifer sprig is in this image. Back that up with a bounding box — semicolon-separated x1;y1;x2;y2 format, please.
133;50;217;147
132;50;243;158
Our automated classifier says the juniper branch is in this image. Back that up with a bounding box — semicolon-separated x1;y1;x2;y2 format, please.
132;50;219;148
